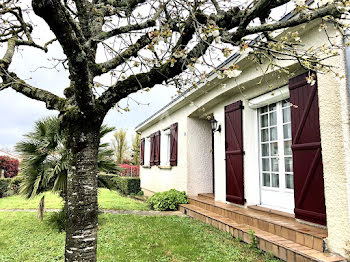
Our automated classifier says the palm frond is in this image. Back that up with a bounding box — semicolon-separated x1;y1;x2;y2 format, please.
16;116;117;199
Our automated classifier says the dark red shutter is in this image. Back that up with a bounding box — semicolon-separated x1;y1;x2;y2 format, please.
170;123;178;166
225;100;244;205
154;131;161;166
289;72;327;226
150;133;155;166
140;138;145;166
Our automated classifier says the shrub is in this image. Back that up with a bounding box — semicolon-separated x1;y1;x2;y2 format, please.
9;176;23;194
48;206;67;232
147;189;188;211
113;176;140;195
0;178;11;198
0;156;19;178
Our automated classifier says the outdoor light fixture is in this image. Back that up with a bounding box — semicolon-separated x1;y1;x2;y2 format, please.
211;118;221;133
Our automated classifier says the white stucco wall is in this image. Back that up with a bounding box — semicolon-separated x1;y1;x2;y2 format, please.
139;110;188;194
187;118;213;196
316;29;350;257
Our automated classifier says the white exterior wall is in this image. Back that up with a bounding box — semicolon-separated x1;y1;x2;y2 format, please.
316;30;350;256
137;21;350;257
187;118;213;196
139;110;188;195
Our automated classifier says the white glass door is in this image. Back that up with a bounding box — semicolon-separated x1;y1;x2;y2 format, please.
259;100;294;213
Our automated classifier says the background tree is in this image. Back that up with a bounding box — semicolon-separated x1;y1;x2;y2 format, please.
16;116;118;200
131;133;141;166
0;0;348;260
112;129;129;164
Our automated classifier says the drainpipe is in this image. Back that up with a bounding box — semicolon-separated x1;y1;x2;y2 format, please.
343;32;350;226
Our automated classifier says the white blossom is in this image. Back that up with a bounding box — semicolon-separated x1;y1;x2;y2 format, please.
187;64;196;72
241;47;253;55
224;69;242;78
306;75;316;86
209;30;220;38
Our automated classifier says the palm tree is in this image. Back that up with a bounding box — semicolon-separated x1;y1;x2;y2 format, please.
16;116;118;199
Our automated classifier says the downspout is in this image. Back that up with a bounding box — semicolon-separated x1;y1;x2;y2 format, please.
342;32;350;226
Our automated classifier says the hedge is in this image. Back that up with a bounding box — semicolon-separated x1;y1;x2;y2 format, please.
0;178;11;198
113;176;141;195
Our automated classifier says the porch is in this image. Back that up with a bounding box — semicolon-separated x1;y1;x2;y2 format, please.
179;194;345;262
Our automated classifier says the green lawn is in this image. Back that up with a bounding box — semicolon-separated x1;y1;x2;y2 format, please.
0;212;279;262
0;188;149;210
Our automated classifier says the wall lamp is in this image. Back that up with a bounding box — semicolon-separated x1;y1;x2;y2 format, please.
211;118;221;133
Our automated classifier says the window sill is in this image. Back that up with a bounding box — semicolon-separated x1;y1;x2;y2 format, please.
142;165;151;169
158;165;172;170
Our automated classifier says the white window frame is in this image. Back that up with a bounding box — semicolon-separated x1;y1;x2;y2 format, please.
258;100;294;193
144;137;151;166
160;128;171;166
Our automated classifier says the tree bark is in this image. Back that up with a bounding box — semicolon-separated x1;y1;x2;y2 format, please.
65;126;100;261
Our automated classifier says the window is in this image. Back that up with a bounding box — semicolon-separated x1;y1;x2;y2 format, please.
259;99;294;190
144;137;151;166
160;129;171;166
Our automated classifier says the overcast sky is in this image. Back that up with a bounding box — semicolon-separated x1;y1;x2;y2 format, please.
0;9;177;152
0;1;296;153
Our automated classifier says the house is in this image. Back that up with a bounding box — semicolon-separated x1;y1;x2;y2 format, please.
135;19;350;261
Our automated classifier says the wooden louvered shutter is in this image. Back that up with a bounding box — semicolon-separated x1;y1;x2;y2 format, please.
170;123;178;166
140;138;145;166
225;100;244;205
154;131;161;165
150;133;155;166
289;72;327;226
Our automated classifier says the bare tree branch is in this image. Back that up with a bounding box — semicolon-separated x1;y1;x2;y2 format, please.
240;3;342;36
90;5;164;44
0;71;66;111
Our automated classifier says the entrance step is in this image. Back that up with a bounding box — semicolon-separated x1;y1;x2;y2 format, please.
179;197;345;262
188;196;326;252
197;193;215;201
248;205;295;219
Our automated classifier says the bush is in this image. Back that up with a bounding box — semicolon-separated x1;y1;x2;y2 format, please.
0;156;19;178
0;178;11;198
9;176;23;194
113;176;140;195
147;189;188;211
48;206;67;232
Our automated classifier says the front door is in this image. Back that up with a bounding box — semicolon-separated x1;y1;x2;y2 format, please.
259;100;295;213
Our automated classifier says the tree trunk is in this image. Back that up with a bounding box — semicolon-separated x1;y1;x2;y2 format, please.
65;127;100;261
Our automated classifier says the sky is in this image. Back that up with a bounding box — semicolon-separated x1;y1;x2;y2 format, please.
0;0;296;153
0;8;177;152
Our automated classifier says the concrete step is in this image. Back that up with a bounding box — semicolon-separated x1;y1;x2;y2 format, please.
179;204;345;262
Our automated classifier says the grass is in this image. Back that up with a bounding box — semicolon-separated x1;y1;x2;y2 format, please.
0;188;149;210
98;189;149;211
0;212;280;262
0;191;63;209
